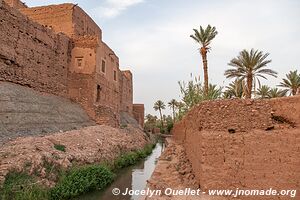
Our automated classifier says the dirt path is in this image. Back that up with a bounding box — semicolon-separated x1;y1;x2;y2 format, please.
140;139;228;200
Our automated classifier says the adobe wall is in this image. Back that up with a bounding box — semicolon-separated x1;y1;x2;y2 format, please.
1;1;139;128
19;4;102;39
133;104;145;127
120;70;133;114
172;97;300;199
70;36;98;74
3;0;27;9
68;37;122;127
0;2;71;97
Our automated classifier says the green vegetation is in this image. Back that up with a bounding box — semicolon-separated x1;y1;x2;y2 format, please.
0;171;48;200
278;70;300;96
190;25;218;95
153;100;166;128
223;79;245;99
178;76;222;109
54;144;66;152
49;165;114;200
0;143;156;200
224;49;278;98
114;143;156;169
168;99;178;122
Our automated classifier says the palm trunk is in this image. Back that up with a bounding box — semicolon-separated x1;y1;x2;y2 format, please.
201;51;209;96
246;75;253;99
172;106;175;122
292;88;297;96
159;108;164;128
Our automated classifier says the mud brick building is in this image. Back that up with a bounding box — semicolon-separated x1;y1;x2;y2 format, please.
0;0;144;127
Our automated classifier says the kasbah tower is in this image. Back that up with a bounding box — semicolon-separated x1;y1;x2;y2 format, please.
0;0;145;128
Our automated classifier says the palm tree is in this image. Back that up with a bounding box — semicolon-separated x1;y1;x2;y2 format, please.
168;99;178;122
268;88;287;98
153;100;166;128
278;70;300;96
256;85;271;99
223;79;245;99
179;77;221;109
224;49;277;99
205;84;222;100
190;25;218;96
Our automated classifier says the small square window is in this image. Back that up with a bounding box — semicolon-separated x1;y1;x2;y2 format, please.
76;57;83;68
101;60;106;73
114;70;117;81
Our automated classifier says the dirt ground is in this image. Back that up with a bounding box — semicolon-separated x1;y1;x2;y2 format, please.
140;139;228;200
0;125;149;187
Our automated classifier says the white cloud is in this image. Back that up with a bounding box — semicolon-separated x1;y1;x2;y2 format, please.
93;0;144;19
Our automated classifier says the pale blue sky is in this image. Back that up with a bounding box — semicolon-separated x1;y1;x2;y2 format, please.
24;0;300;116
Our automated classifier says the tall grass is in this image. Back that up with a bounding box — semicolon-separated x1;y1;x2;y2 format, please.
0;142;156;200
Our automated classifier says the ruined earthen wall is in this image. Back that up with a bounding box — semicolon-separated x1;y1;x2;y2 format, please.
0;2;71;97
19;4;74;37
1;1;138;128
19;4;102;39
3;0;27;9
172;97;300;199
70;36;97;74
133;104;145;127
72;6;102;38
120;70;133;114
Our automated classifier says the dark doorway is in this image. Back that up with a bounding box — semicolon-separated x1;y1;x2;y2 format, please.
96;85;101;102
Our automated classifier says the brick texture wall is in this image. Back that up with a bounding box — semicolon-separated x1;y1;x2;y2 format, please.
133;104;145;127
19;4;102;39
172;97;300;199
3;0;27;9
1;1;139;128
0;2;71;97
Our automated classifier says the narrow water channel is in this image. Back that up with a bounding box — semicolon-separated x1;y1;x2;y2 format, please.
77;142;165;200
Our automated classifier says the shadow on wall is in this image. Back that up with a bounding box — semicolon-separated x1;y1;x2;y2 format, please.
0;82;95;145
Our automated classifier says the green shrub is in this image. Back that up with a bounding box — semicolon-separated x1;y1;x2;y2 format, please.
54;144;66;152
0;143;156;200
114;143;156;169
0;171;48;200
49;165;114;200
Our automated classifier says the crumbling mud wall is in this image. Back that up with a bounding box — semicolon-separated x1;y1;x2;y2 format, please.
0;82;95;145
173;97;300;199
133;104;145;127
18;3;102;39
3;0;27;9
0;1;143;128
0;2;71;97
120;70;133;114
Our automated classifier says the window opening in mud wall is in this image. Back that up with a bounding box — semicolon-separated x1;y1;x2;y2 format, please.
96;85;101;102
101;60;106;73
114;70;117;81
76;57;84;69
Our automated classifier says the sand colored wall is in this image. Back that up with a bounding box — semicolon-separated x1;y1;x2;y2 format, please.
120;70;133;114
70;36;98;74
0;2;71;97
19;4;102;39
72;5;102;38
133;104;145;127
3;0;27;9
0;1;137;128
19;4;74;37
172;97;300;199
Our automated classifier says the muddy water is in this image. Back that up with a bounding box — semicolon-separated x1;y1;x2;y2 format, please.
78;142;165;200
